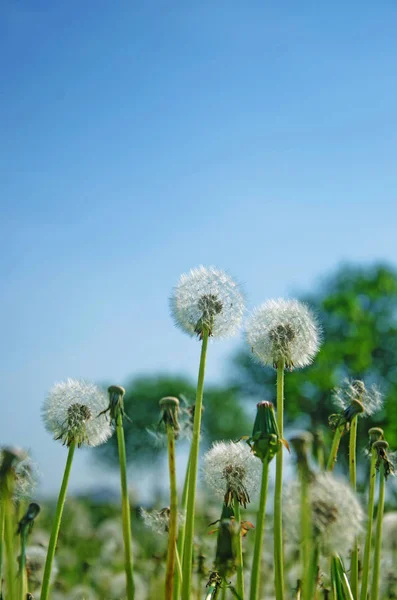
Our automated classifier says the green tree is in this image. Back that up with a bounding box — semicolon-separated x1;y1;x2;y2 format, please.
232;263;397;447
98;374;251;467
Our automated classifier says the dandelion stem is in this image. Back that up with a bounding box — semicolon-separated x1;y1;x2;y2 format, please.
0;499;4;597
173;448;191;600
249;459;269;600
349;415;359;598
234;500;244;599
116;410;135;600
175;543;183;584
359;447;377;600
40;441;76;600
4;487;16;600
166;423;178;600
18;525;28;600
274;360;285;600
370;461;385;600
326;425;344;471
182;329;209;600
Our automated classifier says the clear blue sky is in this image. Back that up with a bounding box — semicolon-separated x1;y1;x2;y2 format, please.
1;0;397;495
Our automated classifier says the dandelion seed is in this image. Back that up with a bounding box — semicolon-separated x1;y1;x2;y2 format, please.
284;472;364;555
329;380;383;431
140;507;185;536
42;379;113;447
246;299;321;369
203;441;260;508
170;266;245;339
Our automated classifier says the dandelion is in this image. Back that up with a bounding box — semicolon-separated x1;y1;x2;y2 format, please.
284;473;364;556
203;442;260;509
170;266;245;339
246;300;321;600
170;266;245;600
246;299;321;370
141;507;185;536
40;379;113;600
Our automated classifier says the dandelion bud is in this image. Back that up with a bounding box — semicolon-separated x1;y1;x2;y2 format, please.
17;502;41;535
170;266;245;339
159;396;180;433
103;385;127;424
246;299;321;370
247;401;282;463
284;473;364;555
203;441;260;508
42;379;113;448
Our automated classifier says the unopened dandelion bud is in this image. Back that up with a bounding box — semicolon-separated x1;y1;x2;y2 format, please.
170;266;245;339
159;396;180;433
248;401;282;462
18;502;41;535
246;299;321;370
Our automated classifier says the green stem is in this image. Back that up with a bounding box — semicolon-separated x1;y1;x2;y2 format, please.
116;412;135;600
182;330;209;600
249;460;269;600
173;446;192;600
40;441;76;600
166;424;178;600
326;426;344;472
234;500;244;599
0;498;4;597
4;488;16;600
370;462;385;600
359;448;377;600
18;527;28;600
274;361;285;600
349;415;359;598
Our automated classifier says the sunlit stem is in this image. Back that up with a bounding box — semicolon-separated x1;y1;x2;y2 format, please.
18;525;28;600
359;448;377;600
234;500;244;599
4;483;16;600
116;410;135;600
249;459;269;600
370;461;385;600
40;441;76;600
326;425;344;471
165;423;178;600
349;415;359;598
274;360;285;600
173;448;191;600
182;329;209;600
0;499;4;597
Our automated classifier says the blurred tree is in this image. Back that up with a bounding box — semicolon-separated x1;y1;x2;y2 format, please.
232;264;397;446
98;374;251;467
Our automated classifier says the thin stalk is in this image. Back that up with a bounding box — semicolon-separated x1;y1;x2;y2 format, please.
4;490;16;600
249;459;269;600
349;415;359;598
175;544;183;583
274;360;285;600
0;499;4;597
116;412;135;600
166;424;178;600
173;446;192;600
359;448;377;600
370;462;385;600
40;441;76;600
234;500;244;599
326;426;344;472
182;330;209;600
18;526;28;600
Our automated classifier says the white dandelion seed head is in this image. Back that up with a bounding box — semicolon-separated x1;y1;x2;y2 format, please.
332;379;383;417
246;299;321;369
26;545;58;589
42;379;113;447
140;507;185;536
0;449;38;501
203;441;261;506
284;473;364;555
170;266;245;339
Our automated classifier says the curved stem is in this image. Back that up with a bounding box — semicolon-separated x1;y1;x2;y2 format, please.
370;462;385;600
173;448;191;600
359;448;377;600
166;424;178;600
116;413;135;600
349;415;359;598
40;441;76;600
182;330;209;600
326;426;344;472
274;361;285;600
249;460;269;600
234;500;244;599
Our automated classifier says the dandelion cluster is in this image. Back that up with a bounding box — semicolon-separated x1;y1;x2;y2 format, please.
332;379;383;417
246;299;321;369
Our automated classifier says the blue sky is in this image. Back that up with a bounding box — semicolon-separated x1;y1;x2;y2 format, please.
1;0;397;495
